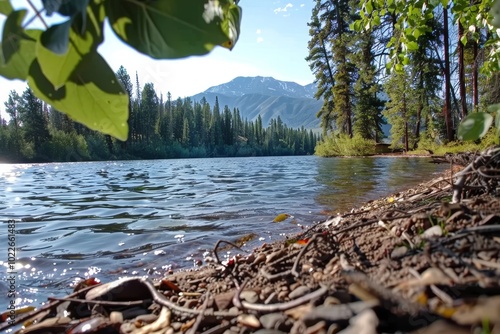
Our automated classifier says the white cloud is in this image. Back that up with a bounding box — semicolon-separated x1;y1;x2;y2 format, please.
257;37;264;43
300;3;305;7
274;3;293;14
256;29;262;34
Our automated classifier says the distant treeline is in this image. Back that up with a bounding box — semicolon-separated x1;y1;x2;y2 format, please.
0;66;319;163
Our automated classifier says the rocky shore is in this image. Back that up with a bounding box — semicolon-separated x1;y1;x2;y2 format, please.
3;147;500;334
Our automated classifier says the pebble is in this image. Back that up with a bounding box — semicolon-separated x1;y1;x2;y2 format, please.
246;253;256;263
260;313;288;329
253;253;267;266
183;299;199;308
171;322;182;331
266;249;286;264
278;290;289;300
135;314;158;324
305;320;326;334
289;286;310;299
323;296;341;306
109;311;123;323
391;246;408;259
422;225;443;239
237;314;261;328
241;290;259;303
312;271;324;281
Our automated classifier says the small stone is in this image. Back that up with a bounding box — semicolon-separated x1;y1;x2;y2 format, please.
183;299;199;308
305;320;326;334
241;290;259;303
246;253;255;263
266;249;286;264
477;251;496;261
422;225;443;239
323;296;341;306
171;322;182;331
391;246;408;259
289;286;310;299
253;253;267;266
237;314;261;328
312;271;323;281
135;314;158;324
109;311;123;323
278;290;289;300
260;313;288;329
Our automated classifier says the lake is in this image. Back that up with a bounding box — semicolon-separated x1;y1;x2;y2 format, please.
0;156;447;307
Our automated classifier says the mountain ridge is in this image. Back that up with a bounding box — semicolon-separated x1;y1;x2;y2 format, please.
191;76;321;129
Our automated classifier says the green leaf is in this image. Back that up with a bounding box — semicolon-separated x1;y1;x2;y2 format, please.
0;29;41;80
365;0;373;14
496;111;500;134
407;41;419;50
487;103;500;113
104;0;242;59
0;0;13;15
457;112;494;140
2;10;37;63
37;24;95;88
42;0;89;17
28;52;129;140
40;20;72;54
413;28;423;39
460;34;468;46
490;0;500;28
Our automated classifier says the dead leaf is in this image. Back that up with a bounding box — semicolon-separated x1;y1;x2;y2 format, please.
273;213;291;222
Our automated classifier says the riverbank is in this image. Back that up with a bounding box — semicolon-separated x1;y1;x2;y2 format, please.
4;148;500;333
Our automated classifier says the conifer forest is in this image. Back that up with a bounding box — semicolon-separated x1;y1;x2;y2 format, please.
0;66;319;163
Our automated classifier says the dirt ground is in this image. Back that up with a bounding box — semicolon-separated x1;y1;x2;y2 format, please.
4;147;500;334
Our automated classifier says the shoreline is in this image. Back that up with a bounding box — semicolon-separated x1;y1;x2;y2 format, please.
5;149;500;333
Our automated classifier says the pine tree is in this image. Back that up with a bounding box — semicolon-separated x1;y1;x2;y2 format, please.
352;30;384;141
306;0;336;134
19;87;50;153
4;90;23;159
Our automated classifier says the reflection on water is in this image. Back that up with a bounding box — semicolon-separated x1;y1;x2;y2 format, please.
315;157;448;213
0;156;447;307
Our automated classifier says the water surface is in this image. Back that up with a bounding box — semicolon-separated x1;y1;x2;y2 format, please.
0;156;447;307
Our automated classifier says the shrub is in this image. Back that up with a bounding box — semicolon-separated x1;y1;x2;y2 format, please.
315;133;376;157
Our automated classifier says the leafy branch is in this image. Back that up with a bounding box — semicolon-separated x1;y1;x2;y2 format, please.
0;0;242;140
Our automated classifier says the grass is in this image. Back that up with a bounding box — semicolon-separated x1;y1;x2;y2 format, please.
315;129;499;157
315;133;376;157
411;129;499;156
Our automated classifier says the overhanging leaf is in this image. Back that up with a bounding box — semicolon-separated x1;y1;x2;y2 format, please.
40;20;72;54
0;0;13;15
104;0;241;59
2;10;37;63
37;25;94;88
28;52;129;140
42;0;89;17
0;29;41;80
36;0;104;89
457;112;494;141
490;0;500;28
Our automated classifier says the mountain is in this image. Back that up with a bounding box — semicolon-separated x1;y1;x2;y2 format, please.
191;76;321;129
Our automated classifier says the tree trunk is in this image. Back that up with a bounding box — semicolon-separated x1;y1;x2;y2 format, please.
458;22;468;118
472;40;479;110
443;6;454;141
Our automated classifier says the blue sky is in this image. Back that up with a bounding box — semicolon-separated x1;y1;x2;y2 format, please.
0;0;315;110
